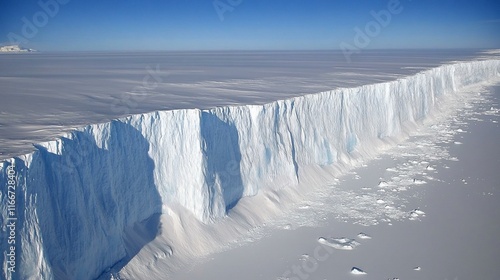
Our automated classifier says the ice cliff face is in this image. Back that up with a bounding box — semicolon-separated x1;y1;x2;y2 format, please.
1;60;499;280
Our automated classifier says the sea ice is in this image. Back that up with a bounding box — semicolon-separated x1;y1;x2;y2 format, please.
351;267;367;275
317;237;360;250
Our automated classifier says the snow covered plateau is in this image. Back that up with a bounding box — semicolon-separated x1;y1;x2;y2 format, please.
1;54;500;279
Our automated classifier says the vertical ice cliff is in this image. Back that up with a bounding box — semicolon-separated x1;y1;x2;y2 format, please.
1;59;499;280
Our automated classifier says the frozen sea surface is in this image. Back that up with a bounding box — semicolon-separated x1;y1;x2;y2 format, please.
0;49;493;159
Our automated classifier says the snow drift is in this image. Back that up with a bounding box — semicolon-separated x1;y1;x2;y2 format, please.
1;59;499;280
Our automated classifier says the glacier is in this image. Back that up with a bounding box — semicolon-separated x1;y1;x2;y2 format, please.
1;59;499;280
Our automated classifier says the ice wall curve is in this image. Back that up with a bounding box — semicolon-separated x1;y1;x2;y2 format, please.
1;59;499;280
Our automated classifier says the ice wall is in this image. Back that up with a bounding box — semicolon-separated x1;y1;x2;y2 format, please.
1;59;499;280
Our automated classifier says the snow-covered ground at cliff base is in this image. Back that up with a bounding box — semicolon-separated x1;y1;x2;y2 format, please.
1;50;500;280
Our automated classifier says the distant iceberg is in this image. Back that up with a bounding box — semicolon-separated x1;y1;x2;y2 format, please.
1;59;499;280
0;45;36;53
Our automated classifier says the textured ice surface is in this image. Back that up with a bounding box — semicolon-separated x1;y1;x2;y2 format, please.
1;59;499;279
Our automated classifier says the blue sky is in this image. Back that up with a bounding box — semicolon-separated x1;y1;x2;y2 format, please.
1;0;499;51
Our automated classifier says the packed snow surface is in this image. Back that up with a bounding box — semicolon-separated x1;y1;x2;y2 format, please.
0;58;499;279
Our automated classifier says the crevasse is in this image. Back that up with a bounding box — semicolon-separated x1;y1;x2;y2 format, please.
1;59;499;280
